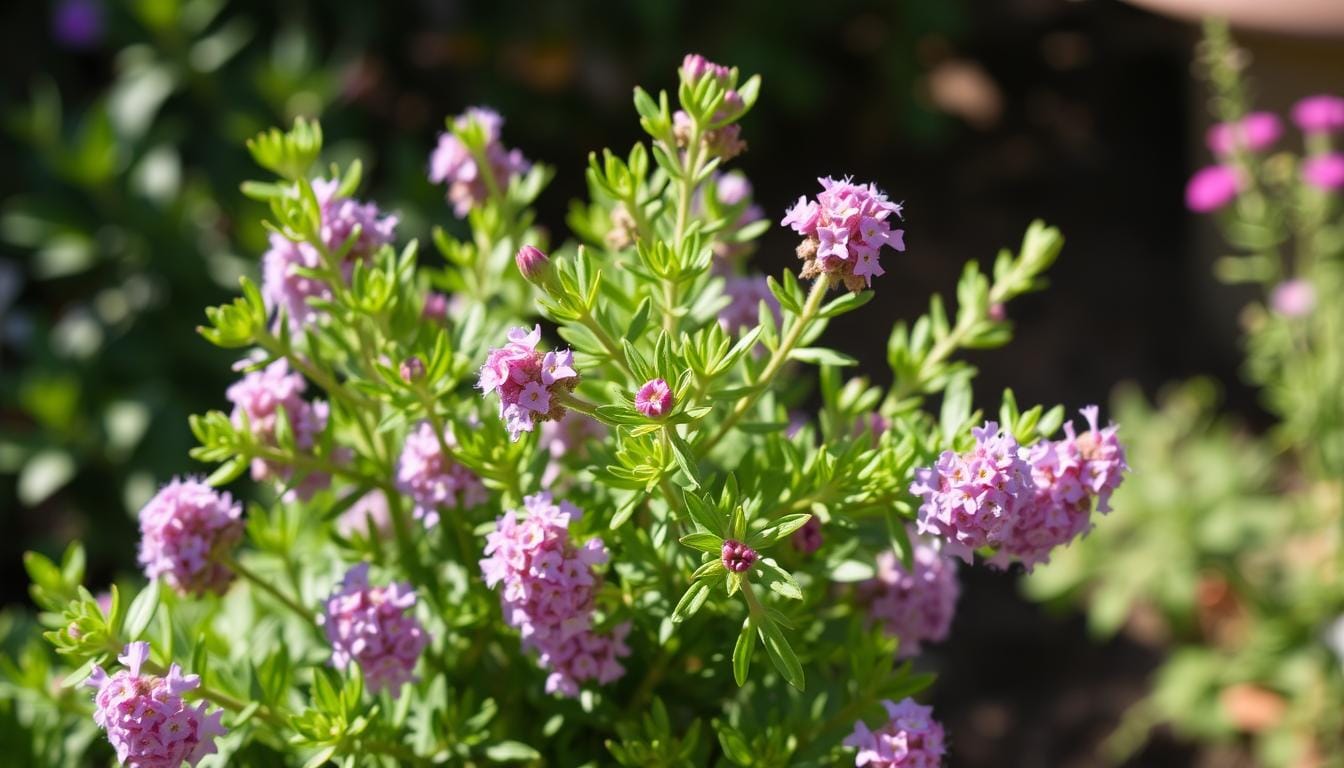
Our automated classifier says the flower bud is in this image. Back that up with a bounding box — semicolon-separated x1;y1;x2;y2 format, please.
400;356;426;383
422;291;449;322
721;539;757;573
515;245;551;283
635;378;673;418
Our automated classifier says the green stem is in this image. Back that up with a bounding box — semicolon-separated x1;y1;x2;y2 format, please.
554;390;600;417
698;278;829;456
578;311;635;378
225;557;319;630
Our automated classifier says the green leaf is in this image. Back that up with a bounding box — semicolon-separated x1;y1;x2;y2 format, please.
123;580;160;640
485;741;542;761
732;617;754;686
679;532;724;553
671;580;712;623
757;617;805;690
940;372;973;445
754;558;803;600
667;431;700;488
683;491;725;537
301;745;338;768
818;290;875;318
626;296;653;341
789;347;858;367
747;514;812;549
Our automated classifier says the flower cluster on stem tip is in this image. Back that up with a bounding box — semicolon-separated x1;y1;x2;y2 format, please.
783;176;906;292
845;697;946;768
912;408;1128;570
480;493;630;697
721;539;758;573
87;642;226;768
226;359;331;501
430;106;530;217
261;178;398;331
320;563;429;697
477;325;580;440
138;478;243;596
862;539;960;658
674;54;747;161
395;420;488;528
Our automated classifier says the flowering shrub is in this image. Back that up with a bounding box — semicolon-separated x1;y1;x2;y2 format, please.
19;54;1127;766
1027;21;1344;767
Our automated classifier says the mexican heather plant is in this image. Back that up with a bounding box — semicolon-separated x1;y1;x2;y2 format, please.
21;54;1126;767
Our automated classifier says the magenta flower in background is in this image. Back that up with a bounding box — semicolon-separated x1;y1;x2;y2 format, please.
1292;94;1344;135
321;563;429;697
635;378;673;418
863;540;960;658
700;171;766;264
1271;278;1317;317
911;422;1033;562
226;359;331;501
718;274;780;335
1185;165;1241;212
478;325;580;440
336;490;392;538
791;516;824;554
430;107;531;218
138;478;243;597
845;697;947;768
783;176;906;292
480;493;630;697
52;0;103;49
395;421;487;528
87;642;226;768
1303;153;1344;191
422;291;450;322
1206;111;1283;156
261;179;397;332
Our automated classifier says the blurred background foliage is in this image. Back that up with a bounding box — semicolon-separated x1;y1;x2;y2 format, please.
6;0;1343;766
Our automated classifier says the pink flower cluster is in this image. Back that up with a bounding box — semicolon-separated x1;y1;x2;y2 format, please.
394;420;488;528
718;274;780;335
845;698;946;768
320;563;429;697
702;172;766;264
87;642;226;768
674;54;747;161
226;359;331;501
863;540;960;658
138;478;243;596
430;107;531;217
912;409;1128;570
262;178;397;331
480;493;630;697
477;325;580;441
783;177;906;292
721;539;758;573
1187;94;1344;212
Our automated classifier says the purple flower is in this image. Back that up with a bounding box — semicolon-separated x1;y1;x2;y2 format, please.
1292;94;1344;135
680;53;734;87
87;642;226;768
1206;112;1283;156
1271;278;1316;317
399;356;426;383
700;172;765;264
430;107;531;218
516;244;550;282
261;180;397;332
783;177;905;292
477;325;580;440
844;697;946;768
423;291;450;322
635;378;674;418
911;422;1032;563
138;478;243;597
1185;165;1241;212
718;274;781;335
672;56;748;161
862;540;959;658
336;490;392;538
52;0;103;49
480;493;630;697
721;539;758;573
321;563;428;697
1303;153;1344;191
226;359;331;501
395;421;487;528
791;517;824;554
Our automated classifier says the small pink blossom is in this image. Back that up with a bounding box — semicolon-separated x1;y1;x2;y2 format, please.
863;540;960;658
1303;152;1344;191
1206;112;1282;156
845;698;946;767
429;107;530;217
791;517;824;554
87;642;226;768
516;244;550;281
718;274;780;335
635;378;673;418
478;325;580;440
321;563;428;697
783;177;905;292
395;421;487;528
1292;94;1344;135
1271;278;1316;317
138;478;243;596
1185;165;1241;212
226;359;331;501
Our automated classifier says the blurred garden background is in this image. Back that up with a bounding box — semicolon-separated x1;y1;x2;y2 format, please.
3;1;1343;766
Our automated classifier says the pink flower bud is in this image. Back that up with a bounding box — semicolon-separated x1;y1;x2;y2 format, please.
515;244;550;282
1185;165;1241;213
1271;279;1316;317
635;378;673;418
1292;94;1344;135
422;291;449;322
721;539;757;573
1303;153;1344;191
399;356;425;383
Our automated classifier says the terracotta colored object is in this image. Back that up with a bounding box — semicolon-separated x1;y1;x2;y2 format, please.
1124;0;1344;36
